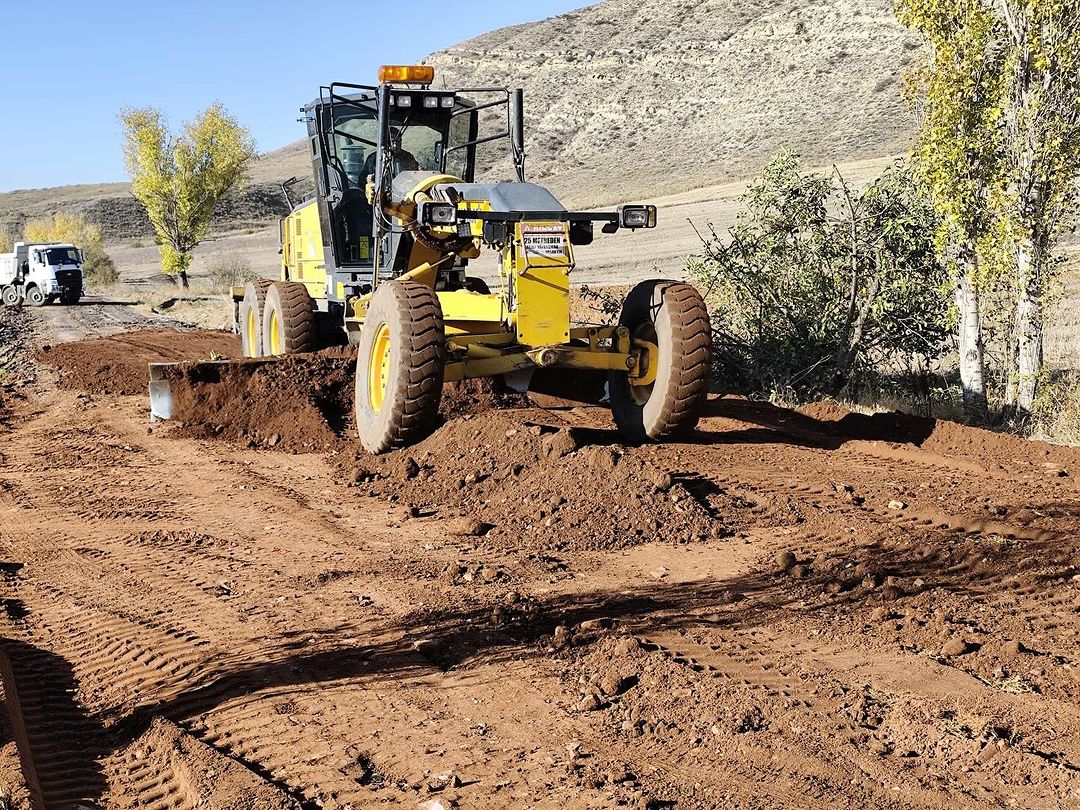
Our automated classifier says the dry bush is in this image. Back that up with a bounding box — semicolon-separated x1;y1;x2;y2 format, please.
1030;372;1080;446
202;252;259;293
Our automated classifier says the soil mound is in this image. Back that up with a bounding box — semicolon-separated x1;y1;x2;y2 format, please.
165;357;529;452
796;400;1080;471
339;411;731;552
38;329;240;396
166;348;355;453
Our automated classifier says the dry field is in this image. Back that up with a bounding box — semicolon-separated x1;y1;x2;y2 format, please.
0;297;1079;808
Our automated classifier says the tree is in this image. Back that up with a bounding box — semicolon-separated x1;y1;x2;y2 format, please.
997;0;1080;415
120;104;256;287
0;230;12;254
897;0;1010;421
687;152;949;401
22;214;117;285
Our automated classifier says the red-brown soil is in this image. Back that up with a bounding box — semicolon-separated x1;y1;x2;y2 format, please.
5;323;1080;808
37;328;241;395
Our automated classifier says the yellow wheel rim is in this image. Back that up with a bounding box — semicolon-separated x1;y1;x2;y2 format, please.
269;310;281;355
246;308;258;355
368;323;392;413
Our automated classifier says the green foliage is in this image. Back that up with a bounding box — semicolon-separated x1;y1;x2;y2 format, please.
120;104;256;285
896;0;1010;271
23;214;118;286
687;152;950;400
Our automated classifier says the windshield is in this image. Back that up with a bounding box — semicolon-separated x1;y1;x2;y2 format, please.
330;102;474;187
331;108;378;189
46;248;80;265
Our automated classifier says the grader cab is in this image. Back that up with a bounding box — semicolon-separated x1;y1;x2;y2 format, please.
227;65;711;453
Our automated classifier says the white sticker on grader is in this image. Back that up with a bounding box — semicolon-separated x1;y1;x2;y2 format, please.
521;224;567;258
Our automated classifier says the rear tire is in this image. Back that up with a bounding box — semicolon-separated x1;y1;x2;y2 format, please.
1;286;18;307
609;280;711;441
240;279;273;357
355;281;445;454
24;286;46;307
261;281;316;356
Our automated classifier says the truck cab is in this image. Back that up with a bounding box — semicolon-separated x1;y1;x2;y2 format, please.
0;242;86;307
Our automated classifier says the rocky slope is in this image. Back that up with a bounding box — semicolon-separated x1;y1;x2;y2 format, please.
429;0;920;205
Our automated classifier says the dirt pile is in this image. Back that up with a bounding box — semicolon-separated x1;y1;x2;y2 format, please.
38;329;241;396
797;400;1080;471
166;348;355;453
339;409;731;552
165;360;528;453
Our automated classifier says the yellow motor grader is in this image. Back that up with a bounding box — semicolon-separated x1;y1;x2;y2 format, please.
169;65;711;453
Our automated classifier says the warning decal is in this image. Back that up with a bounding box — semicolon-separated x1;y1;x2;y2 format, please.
521;223;568;258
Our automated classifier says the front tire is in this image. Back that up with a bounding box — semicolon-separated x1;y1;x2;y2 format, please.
59;291;80;305
24;286;46;307
240;279;273;357
355;281;446;454
1;286;19;307
609;280;711;441
261;281;315;356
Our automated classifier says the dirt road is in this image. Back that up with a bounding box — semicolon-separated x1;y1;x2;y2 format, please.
1;308;1079;808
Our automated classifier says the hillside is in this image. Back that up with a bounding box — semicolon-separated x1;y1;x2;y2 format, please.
0;143;305;241
429;0;920;206
0;0;918;241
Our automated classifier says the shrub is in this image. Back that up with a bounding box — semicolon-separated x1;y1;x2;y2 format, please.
204;252;259;292
687;152;950;400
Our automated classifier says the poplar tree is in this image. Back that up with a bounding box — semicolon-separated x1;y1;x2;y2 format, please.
120;104;256;287
897;0;1009;420
997;0;1080;415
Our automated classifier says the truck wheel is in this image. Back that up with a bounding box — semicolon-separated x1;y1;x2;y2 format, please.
24;286;46;307
609;280;711;441
1;286;18;307
355;281;445;454
60;291;80;305
240;279;273;357
261;281;315;356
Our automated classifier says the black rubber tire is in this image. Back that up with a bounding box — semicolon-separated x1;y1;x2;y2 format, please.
24;286;46;307
355;281;446;454
609;280;711;441
463;277;491;294
240;279;273;357
59;292;80;305
261;281;316;356
1;286;18;307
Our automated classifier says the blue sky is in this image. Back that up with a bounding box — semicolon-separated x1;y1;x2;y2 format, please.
0;0;587;192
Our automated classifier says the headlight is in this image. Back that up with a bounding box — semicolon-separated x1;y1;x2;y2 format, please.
618;205;657;230
395;95;412;107
419;201;458;226
423;96;439;109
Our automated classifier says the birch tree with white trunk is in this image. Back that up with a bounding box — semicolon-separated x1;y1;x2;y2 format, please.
897;0;1011;421
997;0;1080;415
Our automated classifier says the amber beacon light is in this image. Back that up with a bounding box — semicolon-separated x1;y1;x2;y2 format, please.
378;65;436;84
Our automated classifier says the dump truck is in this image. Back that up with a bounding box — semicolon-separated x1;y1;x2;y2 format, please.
152;65;711;453
0;242;85;307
